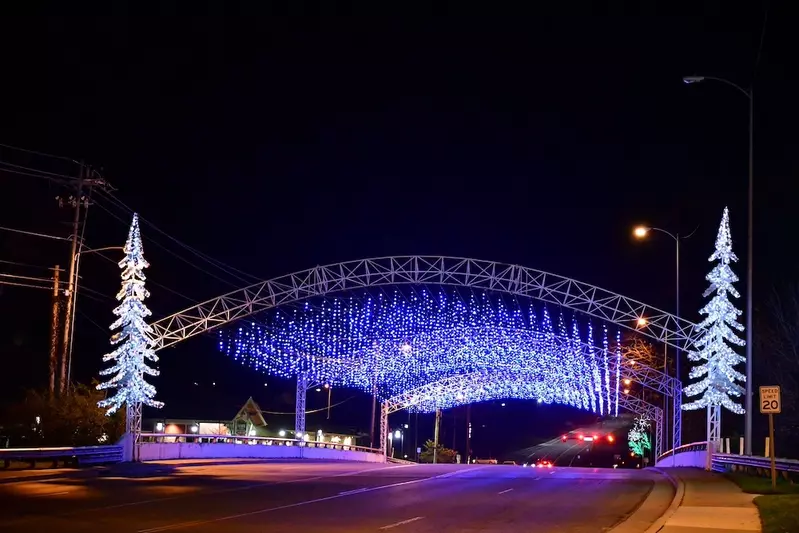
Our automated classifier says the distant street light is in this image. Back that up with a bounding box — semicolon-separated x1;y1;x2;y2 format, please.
633;224;695;448
683;73;755;455
632;225;697;377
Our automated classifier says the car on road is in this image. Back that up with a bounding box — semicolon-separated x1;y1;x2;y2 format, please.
502;460;517;465
535;459;553;468
560;431;615;444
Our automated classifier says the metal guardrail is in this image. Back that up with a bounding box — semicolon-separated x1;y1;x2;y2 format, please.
140;433;383;455
712;453;799;474
0;445;123;468
658;442;799;475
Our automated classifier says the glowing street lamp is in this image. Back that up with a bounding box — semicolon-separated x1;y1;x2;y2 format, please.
633;226;650;238
636;317;648;328
683;73;755;454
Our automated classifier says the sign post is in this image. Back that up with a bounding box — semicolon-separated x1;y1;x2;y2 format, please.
759;386;781;491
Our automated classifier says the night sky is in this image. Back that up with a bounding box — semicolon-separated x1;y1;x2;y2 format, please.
1;7;794;457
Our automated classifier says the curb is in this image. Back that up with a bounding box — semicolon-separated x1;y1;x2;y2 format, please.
606;467;685;533
642;467;685;533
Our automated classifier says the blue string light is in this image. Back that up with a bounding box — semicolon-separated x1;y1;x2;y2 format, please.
219;290;623;415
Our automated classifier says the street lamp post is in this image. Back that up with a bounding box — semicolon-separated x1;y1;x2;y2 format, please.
684;75;754;455
633;226;685;377
65;245;124;388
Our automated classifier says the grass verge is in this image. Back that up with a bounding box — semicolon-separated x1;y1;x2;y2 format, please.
726;472;799;533
754;494;799;533
725;472;799;495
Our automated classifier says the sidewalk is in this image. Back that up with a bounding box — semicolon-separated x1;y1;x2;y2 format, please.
659;468;761;532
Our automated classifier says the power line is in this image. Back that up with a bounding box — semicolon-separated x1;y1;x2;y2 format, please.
0;280;50;290
0;272;63;284
0;141;76;163
0;259;60;271
91;194;248;289
91;247;199;305
94;188;261;285
99;188;261;284
0;225;70;241
77;309;111;334
0;160;78;182
0;165;70;183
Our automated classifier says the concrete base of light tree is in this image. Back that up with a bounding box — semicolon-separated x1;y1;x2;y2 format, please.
139;441;386;463
117;432;134;462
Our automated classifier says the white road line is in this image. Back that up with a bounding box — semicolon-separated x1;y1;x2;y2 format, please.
338;488;369;496
138;467;489;533
379;516;425;530
0;463;416;528
497;488;514;495
88;463;412;512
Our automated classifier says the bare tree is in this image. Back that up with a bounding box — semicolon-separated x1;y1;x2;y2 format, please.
615;334;673;406
618;335;669;372
758;285;799;434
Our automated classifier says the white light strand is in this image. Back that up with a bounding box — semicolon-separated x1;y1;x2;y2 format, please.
97;213;164;415
683;207;746;414
220;290;622;415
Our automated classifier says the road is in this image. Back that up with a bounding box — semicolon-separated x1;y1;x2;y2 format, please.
517;418;637;468
0;460;664;532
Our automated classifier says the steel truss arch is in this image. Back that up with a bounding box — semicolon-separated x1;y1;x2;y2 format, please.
150;256;699;351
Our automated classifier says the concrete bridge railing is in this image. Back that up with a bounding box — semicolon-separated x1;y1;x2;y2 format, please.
655;441;708;468
138;433;386;463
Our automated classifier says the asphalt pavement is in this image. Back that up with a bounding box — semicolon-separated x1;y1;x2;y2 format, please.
0;459;662;532
517;418;636;468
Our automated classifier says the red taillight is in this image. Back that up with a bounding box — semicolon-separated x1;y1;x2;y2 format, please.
607;435;615;443
577;434;583;440
593;435;599;440
561;435;567;441
547;463;553;468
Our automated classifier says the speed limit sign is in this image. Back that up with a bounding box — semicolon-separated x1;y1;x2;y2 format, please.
760;386;781;414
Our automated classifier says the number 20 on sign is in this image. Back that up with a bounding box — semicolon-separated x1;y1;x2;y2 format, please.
760;386;781;414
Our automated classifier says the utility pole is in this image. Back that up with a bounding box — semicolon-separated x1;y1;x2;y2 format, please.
48;265;61;396
56;163;109;395
369;388;377;448
466;404;471;464
433;408;441;464
58;163;84;396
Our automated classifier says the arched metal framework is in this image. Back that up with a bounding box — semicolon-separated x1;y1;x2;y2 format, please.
148;256;691;453
151;256;699;350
